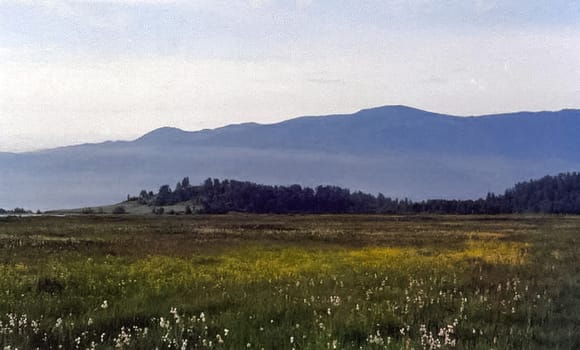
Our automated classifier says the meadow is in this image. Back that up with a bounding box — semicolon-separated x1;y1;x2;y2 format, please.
0;214;579;349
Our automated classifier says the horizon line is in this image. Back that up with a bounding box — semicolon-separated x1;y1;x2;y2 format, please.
2;104;578;154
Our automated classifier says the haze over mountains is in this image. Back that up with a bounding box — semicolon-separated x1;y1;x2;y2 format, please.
1;105;579;210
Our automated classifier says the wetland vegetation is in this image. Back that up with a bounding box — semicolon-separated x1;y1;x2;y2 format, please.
0;214;579;349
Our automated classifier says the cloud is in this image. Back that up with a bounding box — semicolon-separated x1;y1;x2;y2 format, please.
0;0;128;30
307;78;345;85
246;0;270;8
295;0;313;9
473;0;498;14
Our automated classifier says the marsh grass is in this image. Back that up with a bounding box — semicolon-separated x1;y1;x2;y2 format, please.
0;215;579;349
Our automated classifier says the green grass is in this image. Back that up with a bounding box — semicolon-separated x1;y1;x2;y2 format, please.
0;214;579;349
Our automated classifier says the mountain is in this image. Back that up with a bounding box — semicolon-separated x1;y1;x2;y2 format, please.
1;105;579;210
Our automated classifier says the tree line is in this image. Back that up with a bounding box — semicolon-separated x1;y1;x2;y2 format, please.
132;172;580;214
0;208;32;215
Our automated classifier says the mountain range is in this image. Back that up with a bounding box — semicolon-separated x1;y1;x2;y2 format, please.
1;105;579;210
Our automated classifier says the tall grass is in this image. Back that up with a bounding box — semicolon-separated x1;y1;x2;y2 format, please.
0;215;578;349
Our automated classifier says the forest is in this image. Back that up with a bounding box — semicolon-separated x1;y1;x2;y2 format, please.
134;172;580;214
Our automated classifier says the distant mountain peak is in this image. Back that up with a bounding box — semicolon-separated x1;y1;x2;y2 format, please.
139;126;185;137
136;126;188;142
358;105;427;113
352;105;450;122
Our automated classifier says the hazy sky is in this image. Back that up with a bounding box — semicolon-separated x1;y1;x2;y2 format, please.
1;0;579;151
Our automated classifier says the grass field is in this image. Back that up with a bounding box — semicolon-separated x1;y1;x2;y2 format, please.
0;214;579;349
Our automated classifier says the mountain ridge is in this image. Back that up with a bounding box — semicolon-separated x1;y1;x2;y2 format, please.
130;106;580;159
1;105;579;210
15;105;580;154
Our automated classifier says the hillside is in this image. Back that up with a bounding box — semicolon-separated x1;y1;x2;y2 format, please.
64;172;580;215
1;106;579;210
135;106;580;159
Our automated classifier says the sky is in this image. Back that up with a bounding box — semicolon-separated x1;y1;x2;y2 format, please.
1;0;579;152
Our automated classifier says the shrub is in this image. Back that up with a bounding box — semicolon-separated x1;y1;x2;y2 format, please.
112;206;127;214
81;207;94;214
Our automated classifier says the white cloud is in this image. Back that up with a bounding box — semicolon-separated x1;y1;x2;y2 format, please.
246;0;270;8
295;0;312;9
474;0;498;14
